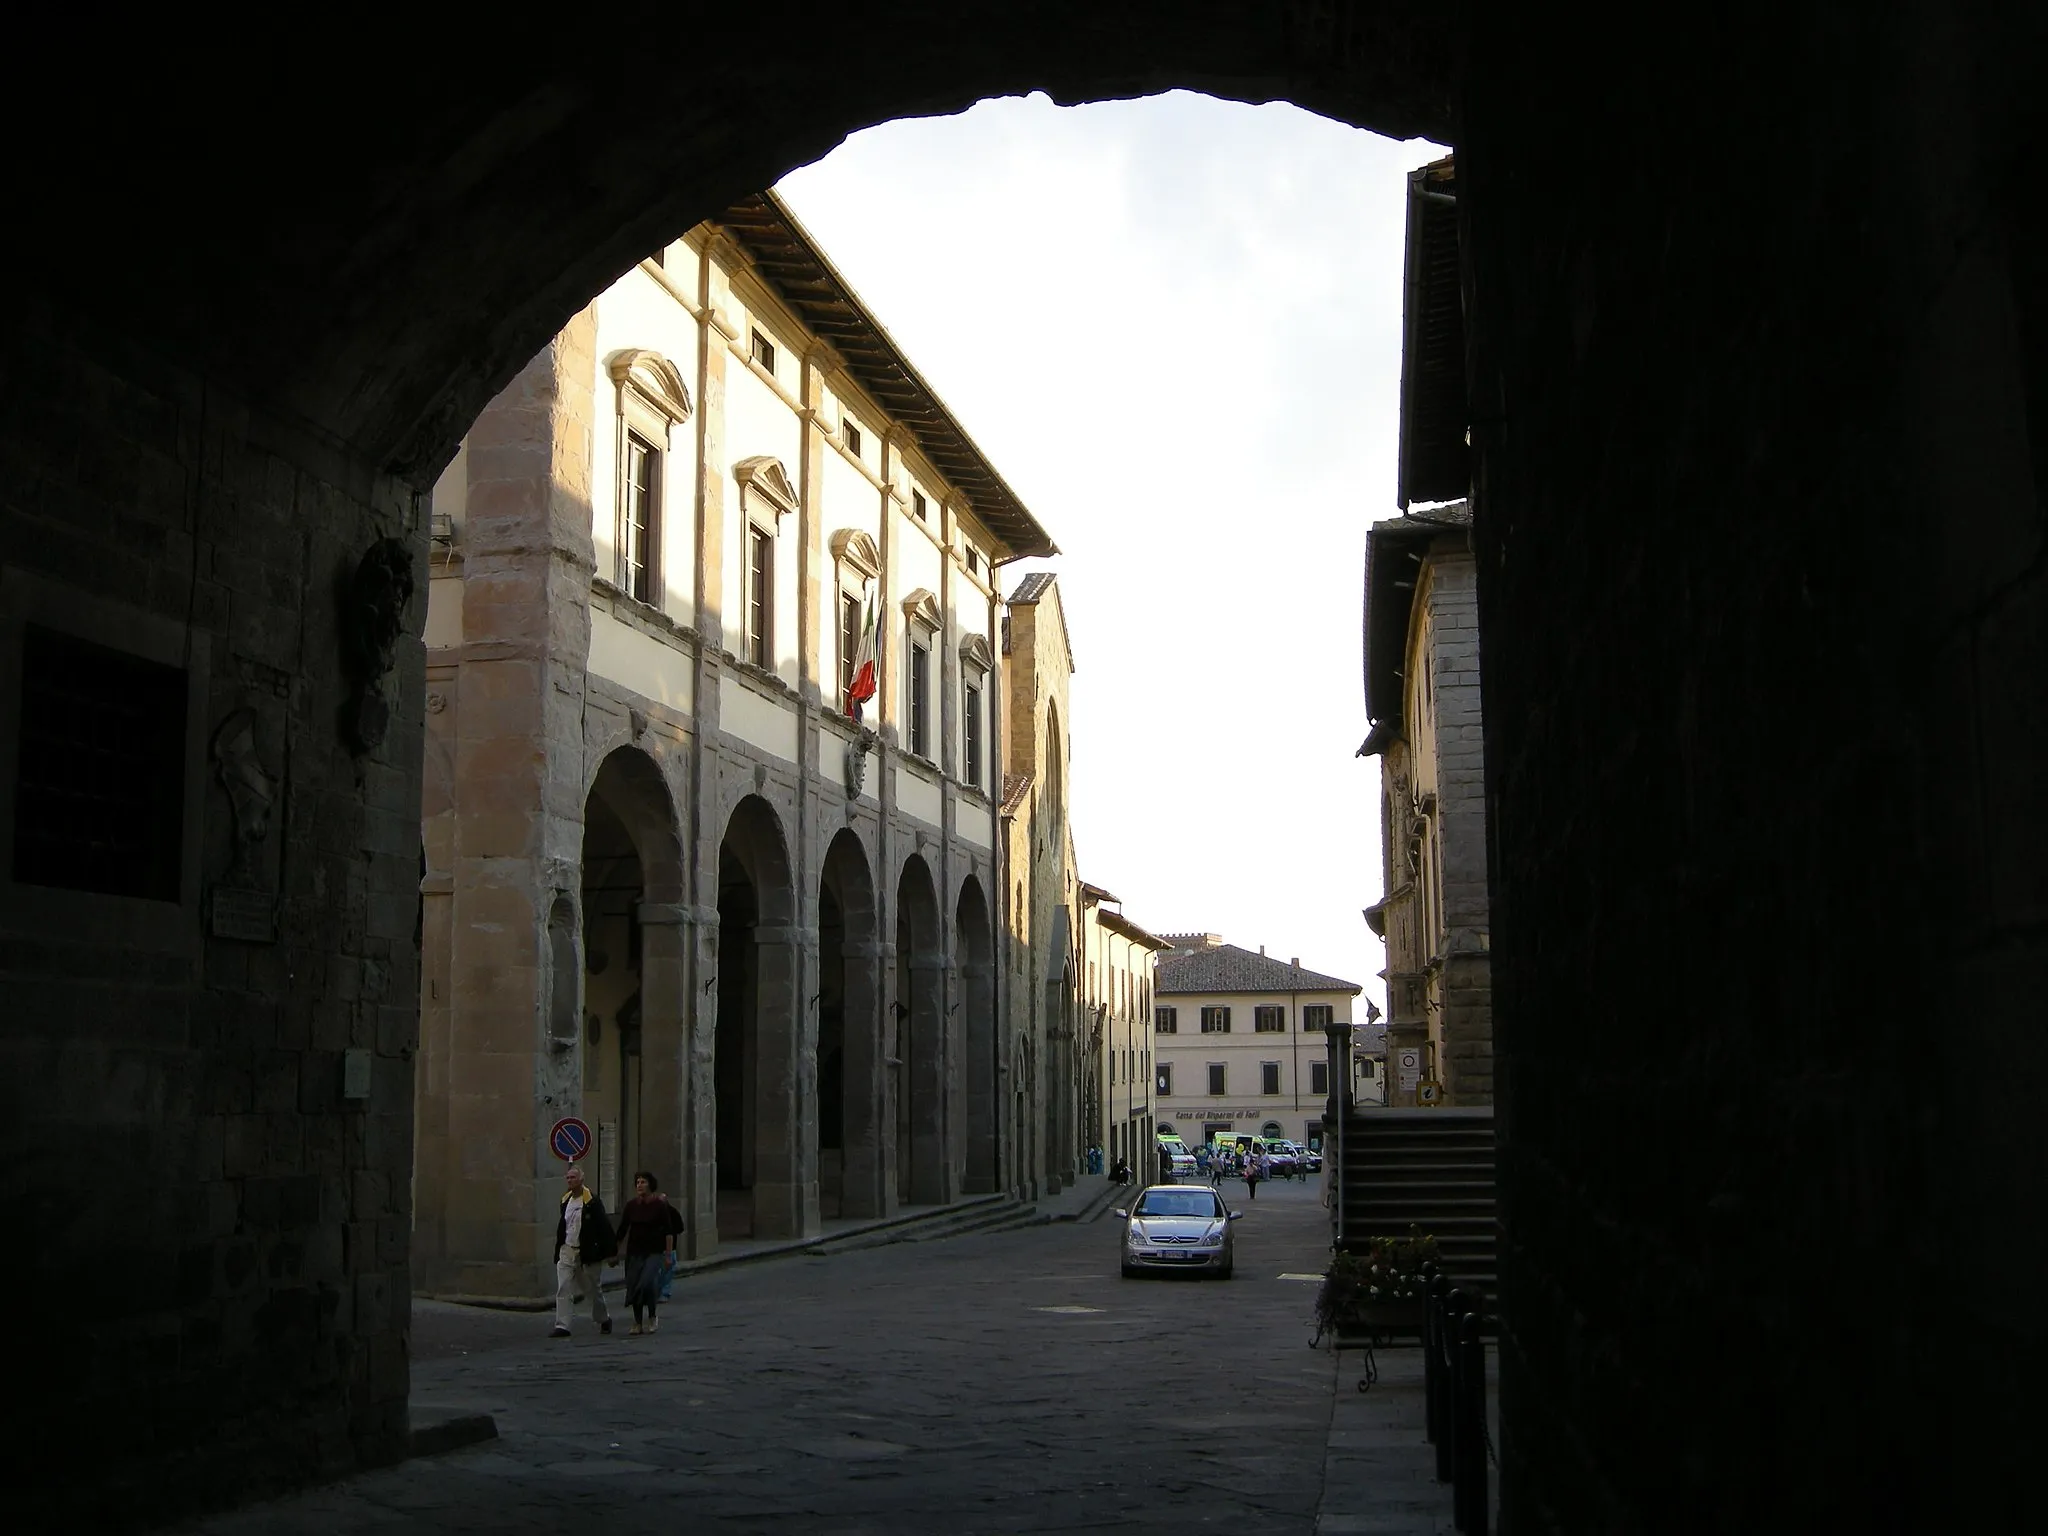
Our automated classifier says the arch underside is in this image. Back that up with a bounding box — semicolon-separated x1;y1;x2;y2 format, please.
1;6;2040;1531
2;7;1454;485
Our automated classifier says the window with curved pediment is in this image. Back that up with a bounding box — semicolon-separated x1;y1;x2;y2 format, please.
733;456;798;524
733;458;797;671
830;530;882;713
959;631;993;791
605;349;693;606
901;589;940;760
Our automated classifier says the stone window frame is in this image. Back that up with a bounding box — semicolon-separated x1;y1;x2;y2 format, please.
1302;1003;1334;1031
1310;1059;1331;1097
605;349;694;609
829;529;881;715
1260;1061;1282;1096
1155;1006;1178;1034
1206;1062;1227;1097
744;522;774;669
900;587;941;761
1200;1004;1231;1034
1253;1004;1286;1032
959;631;993;792
733;456;799;672
0;565;211;955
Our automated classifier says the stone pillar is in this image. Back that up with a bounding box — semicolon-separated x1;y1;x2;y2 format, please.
683;905;720;1259
749;923;815;1238
962;958;998;1194
636;901;690;1216
907;948;949;1204
1325;1018;1353;1250
839;938;888;1218
434;307;597;1301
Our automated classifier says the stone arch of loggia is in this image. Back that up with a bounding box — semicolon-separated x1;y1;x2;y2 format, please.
577;745;687;1219
955;873;998;1196
818;828;885;1219
714;793;805;1241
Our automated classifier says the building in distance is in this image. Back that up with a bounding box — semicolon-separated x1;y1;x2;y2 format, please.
1152;935;1362;1151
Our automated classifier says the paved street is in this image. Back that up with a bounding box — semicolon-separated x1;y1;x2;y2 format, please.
177;1177;1355;1534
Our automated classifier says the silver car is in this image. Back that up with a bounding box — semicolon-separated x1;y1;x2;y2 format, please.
1115;1183;1242;1279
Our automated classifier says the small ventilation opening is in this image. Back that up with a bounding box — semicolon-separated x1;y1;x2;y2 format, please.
12;625;187;901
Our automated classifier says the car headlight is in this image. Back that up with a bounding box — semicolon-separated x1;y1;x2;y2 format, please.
1126;1223;1144;1247
1199;1223;1225;1248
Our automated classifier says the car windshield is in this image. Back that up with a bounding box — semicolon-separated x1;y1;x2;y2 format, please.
1133;1190;1223;1219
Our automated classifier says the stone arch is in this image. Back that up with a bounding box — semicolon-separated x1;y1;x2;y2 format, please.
715;793;808;1240
818;828;884;1218
894;852;946;1206
579;745;687;1214
17;17;2044;1528
956;873;998;1195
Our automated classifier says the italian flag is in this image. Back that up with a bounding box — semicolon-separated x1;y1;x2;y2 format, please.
846;586;879;721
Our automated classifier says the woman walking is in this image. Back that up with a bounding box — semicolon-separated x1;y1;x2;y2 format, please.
1243;1149;1264;1201
617;1171;684;1335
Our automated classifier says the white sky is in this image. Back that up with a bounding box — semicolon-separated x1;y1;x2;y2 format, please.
779;91;1445;1011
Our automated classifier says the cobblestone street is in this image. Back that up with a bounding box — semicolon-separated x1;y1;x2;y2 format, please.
178;1179;1351;1534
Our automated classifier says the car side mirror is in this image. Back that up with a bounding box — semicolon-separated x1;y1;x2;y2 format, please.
1112;1209;1128;1220
1227;1210;1243;1220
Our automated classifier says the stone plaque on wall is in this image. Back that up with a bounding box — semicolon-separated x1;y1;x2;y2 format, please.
210;886;277;943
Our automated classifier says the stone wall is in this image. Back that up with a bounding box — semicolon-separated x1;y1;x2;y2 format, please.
0;320;421;1528
1424;550;1492;1104
1465;5;2045;1529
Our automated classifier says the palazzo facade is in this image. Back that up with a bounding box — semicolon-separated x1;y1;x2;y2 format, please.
413;192;1056;1299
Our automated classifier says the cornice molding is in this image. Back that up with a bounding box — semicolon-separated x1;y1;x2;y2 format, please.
605;348;693;425
733;455;799;522
830;528;882;581
901;587;942;634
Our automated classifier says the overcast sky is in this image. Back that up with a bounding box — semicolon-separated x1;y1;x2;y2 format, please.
780;92;1445;1010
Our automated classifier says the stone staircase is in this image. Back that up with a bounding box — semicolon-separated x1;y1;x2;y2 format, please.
812;1193;1044;1255
1339;1107;1496;1306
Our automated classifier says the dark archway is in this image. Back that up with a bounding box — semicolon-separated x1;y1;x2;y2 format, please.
579;748;687;1216
956;875;998;1195
5;10;2043;1530
895;853;946;1206
818;830;884;1218
716;795;805;1240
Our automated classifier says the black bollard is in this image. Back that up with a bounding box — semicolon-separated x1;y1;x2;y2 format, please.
1457;1310;1488;1535
1423;1268;1445;1449
1440;1286;1469;1486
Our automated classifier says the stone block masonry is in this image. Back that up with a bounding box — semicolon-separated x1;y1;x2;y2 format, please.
0;320;422;1530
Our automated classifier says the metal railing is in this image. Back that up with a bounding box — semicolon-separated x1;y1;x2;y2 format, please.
1425;1267;1492;1535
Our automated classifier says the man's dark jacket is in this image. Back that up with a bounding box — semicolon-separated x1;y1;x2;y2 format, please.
554;1189;615;1265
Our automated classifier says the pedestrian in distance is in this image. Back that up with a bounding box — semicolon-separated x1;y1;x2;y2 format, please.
1243;1150;1263;1201
616;1170;684;1336
551;1163;617;1338
1158;1143;1175;1184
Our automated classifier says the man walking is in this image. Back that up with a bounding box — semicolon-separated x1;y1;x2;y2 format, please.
551;1163;616;1339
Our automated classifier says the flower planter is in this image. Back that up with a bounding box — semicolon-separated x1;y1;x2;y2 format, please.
1333;1300;1426;1342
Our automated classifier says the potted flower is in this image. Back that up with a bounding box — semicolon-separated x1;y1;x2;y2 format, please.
1313;1225;1439;1344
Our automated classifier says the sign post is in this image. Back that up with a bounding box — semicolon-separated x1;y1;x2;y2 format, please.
548;1116;593;1163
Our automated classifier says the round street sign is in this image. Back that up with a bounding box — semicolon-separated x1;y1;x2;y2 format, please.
549;1116;593;1162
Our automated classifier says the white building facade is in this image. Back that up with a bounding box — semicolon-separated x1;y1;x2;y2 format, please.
1152;936;1362;1152
1079;884;1169;1179
414;192;1057;1299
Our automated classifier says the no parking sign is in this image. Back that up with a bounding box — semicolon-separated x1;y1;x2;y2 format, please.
549;1116;593;1162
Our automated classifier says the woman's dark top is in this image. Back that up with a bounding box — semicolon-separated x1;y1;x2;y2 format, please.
618;1194;684;1256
